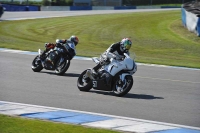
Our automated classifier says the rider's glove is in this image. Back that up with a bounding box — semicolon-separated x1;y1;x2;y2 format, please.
106;52;116;59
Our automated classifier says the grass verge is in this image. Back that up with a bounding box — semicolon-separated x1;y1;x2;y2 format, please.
0;10;199;68
0;114;120;133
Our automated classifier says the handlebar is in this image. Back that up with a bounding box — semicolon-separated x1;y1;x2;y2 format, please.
106;52;116;59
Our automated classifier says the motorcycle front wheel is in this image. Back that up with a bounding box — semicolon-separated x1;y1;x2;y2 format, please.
112;75;133;97
32;55;43;72
77;69;93;92
55;58;70;75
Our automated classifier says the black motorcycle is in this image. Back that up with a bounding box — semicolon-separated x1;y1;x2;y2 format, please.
31;42;76;75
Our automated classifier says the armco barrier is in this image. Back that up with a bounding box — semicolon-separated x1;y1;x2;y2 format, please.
136;6;161;9
92;6;114;10
161;6;181;8
3;5;182;12
41;6;70;11
70;6;92;10
41;6;115;10
2;4;40;11
114;6;136;10
41;5;163;10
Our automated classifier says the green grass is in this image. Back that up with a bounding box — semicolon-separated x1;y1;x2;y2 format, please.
0;10;200;68
0;114;120;133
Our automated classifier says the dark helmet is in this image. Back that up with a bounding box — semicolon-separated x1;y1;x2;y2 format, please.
69;35;79;46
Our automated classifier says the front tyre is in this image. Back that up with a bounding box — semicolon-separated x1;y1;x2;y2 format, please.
32;55;43;72
112;75;133;97
55;58;70;75
77;69;92;92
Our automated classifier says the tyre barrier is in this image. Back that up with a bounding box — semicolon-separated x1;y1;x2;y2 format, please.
181;2;200;37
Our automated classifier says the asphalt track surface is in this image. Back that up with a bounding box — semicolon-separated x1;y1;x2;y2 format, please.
1;51;200;128
0;9;200;128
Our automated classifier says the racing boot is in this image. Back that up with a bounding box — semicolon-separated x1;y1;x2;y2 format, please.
39;49;47;61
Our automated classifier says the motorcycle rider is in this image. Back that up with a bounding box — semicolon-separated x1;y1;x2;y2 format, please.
40;35;79;60
92;38;132;77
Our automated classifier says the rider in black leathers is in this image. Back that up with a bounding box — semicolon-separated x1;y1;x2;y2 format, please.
40;35;79;60
92;38;132;77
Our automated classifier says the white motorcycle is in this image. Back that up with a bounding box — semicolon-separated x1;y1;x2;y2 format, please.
77;52;137;97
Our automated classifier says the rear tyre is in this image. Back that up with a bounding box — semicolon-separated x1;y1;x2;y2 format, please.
32;55;43;72
112;75;133;97
77;69;92;92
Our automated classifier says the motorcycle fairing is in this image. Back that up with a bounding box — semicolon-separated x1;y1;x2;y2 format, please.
43;49;61;70
92;79;112;91
49;51;59;63
44;59;55;70
85;69;112;91
104;57;134;76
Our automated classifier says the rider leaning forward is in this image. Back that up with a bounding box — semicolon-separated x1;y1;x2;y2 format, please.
92;38;132;77
40;35;79;60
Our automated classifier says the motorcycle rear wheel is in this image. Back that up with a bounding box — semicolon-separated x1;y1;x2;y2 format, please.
32;55;43;72
112;75;133;97
77;69;92;92
55;58;70;75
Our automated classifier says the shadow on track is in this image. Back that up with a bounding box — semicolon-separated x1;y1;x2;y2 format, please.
89;90;164;100
63;73;80;77
124;93;164;100
39;71;80;77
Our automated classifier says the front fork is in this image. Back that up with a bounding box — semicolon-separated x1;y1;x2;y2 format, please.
120;73;130;81
85;69;95;80
116;74;131;91
38;49;42;56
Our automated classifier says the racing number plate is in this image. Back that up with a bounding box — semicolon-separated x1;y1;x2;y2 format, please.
93;81;97;88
